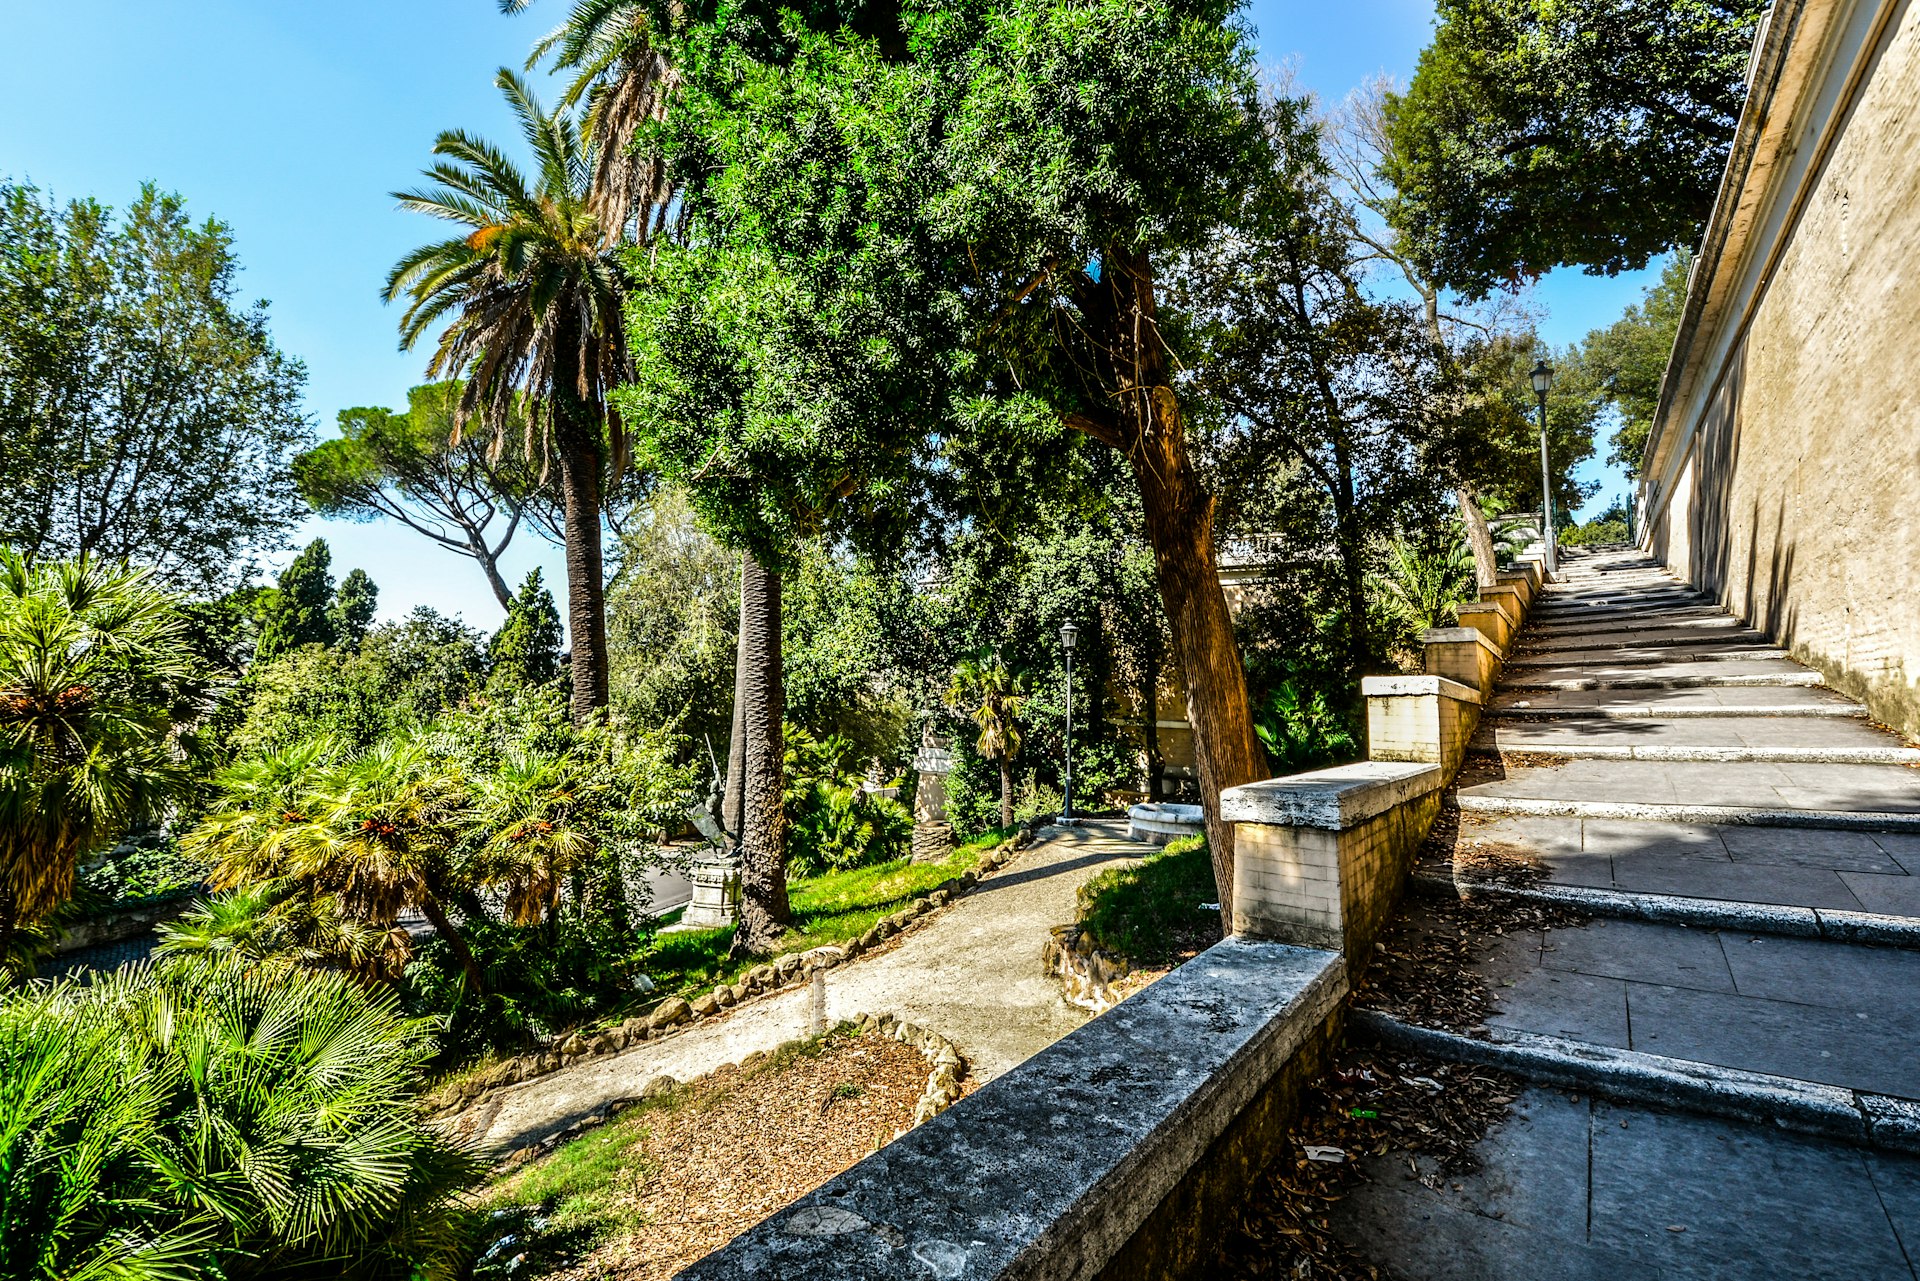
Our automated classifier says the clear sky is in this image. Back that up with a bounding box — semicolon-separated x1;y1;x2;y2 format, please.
2;0;1651;627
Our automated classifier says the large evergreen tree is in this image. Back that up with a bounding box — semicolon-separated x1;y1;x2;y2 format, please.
254;539;337;661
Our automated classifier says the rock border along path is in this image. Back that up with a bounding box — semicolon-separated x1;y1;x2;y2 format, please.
445;821;1145;1155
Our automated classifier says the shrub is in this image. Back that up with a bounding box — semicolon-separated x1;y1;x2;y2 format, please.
784;726;912;877
0;964;482;1279
1560;516;1630;546
1253;682;1361;774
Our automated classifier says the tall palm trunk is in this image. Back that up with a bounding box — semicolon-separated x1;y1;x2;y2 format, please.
1066;248;1267;931
732;552;789;954
998;758;1014;830
554;403;610;724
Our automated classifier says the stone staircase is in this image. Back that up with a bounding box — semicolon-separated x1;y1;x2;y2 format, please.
1405;545;1920;1105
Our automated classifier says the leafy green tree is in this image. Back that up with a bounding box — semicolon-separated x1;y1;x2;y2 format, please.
606;488;738;754
944;655;1027;830
387;71;631;726
233;607;487;756
0;964;482;1279
488;568;564;693
332;567;380;648
254;538;338;660
0;554;204;962
1579;252;1691;476
1382;0;1766;298
296;384;539;611
622;0;1278;920
0;181;313;591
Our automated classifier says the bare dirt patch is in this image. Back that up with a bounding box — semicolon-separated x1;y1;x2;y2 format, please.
477;1025;937;1279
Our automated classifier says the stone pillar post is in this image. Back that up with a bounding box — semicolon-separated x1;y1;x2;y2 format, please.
911;731;955;863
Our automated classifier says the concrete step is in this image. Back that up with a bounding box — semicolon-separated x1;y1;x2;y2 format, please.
1498;671;1825;693
1454;795;1920;830
1467;737;1920;766
1493;704;1868;720
1503;647;1791;668
1528;602;1722;626
1412;870;1920;947
1352;1012;1920;1153
1458;756;1920;814
1512;629;1773;655
1527;615;1747;642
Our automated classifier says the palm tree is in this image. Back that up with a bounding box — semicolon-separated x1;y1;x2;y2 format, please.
387;69;629;725
945;654;1028;831
504;0;677;237
0;552;203;960
186;735;487;993
468;747;597;928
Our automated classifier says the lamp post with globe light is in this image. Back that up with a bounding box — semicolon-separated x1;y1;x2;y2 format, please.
1058;621;1078;826
1530;358;1558;577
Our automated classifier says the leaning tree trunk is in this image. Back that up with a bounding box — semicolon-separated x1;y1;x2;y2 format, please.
1064;247;1268;932
1457;486;1500;591
732;552;790;955
418;895;489;996
554;410;611;725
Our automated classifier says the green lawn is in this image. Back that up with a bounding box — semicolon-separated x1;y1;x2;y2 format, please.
1073;835;1222;966
633;826;1019;1004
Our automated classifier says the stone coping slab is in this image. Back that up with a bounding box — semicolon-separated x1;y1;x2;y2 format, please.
675;939;1346;1281
1221;762;1443;830
1421;626;1504;658
1454;795;1920;830
1359;674;1485;705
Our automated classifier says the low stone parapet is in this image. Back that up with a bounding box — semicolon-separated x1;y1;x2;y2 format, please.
674;937;1345;1281
1126;801;1204;845
1221;763;1444;961
1455;597;1517;650
1362;673;1484;773
1422;625;1505;698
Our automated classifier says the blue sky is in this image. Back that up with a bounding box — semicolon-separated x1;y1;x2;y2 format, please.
2;0;1652;626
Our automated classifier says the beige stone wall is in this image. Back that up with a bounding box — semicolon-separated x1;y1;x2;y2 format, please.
1647;1;1920;738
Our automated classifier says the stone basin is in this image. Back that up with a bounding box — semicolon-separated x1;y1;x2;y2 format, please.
1127;802;1205;846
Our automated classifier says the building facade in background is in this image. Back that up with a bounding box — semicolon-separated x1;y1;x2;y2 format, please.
1639;0;1920;738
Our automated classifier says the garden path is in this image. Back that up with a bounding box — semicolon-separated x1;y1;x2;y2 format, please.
448;820;1146;1155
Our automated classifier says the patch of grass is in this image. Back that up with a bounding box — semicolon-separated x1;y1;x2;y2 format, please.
631;842;996;1006
1075;835;1222;966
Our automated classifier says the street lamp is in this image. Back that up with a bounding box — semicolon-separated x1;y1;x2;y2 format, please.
1530;358;1558;577
1058;621;1079;827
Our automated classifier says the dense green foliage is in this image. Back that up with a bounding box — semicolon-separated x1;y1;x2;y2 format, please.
0;964;480;1280
255;539;342;660
0;182;312;590
1383;0;1765;298
1578;253;1691;475
0;554;207;963
782;726;912;877
487;569;565;693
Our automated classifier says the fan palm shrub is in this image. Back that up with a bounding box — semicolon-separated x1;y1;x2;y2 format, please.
0;553;205;969
387;70;630;726
1370;534;1476;636
945;654;1028;831
0;964;482;1279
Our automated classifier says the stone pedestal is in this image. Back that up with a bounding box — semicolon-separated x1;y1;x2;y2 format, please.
668;848;741;931
912;732;955;863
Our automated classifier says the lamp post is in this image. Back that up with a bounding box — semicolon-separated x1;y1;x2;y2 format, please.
1059;621;1078;826
1530;358;1558;577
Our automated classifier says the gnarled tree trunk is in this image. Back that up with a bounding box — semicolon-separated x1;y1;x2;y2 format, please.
732;552;790;954
1065;248;1268;930
1457;486;1500;591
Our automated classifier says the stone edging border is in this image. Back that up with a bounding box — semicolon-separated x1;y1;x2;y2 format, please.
494;1010;970;1168
433;822;1042;1118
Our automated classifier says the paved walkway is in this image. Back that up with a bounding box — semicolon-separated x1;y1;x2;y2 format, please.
451;821;1143;1153
1336;546;1920;1277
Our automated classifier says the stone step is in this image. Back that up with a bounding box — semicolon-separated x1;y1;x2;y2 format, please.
1351;1011;1920;1153
1528;601;1721;626
1512;630;1773;655
1497;671;1825;692
1411;870;1920;947
1466;737;1920;765
1491;704;1868;720
1454;794;1920;830
1527;615;1746;642
1503;647;1791;668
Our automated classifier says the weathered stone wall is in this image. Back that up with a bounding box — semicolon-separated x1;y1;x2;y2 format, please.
1645;0;1920;739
